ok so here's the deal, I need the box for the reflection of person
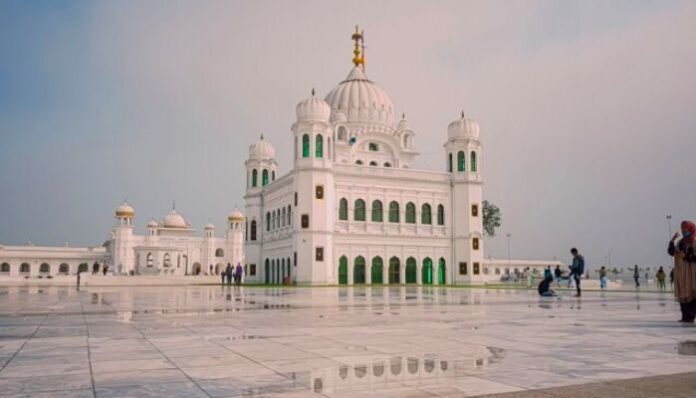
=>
[569,248,584,297]
[668,221,696,323]
[537,275,556,297]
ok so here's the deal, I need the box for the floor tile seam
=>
[0,313,48,374]
[123,321,214,398]
[78,291,98,398]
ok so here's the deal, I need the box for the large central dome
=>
[324,67,395,127]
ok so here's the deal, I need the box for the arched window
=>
[389,201,400,223]
[405,257,417,283]
[265,259,270,284]
[354,199,366,221]
[337,126,347,141]
[371,200,383,222]
[262,169,269,186]
[20,263,30,273]
[78,263,88,273]
[215,248,224,257]
[354,256,366,284]
[338,256,348,285]
[369,161,378,166]
[315,134,323,158]
[369,143,379,152]
[471,151,477,172]
[389,257,400,284]
[250,220,257,241]
[146,253,154,267]
[302,134,310,158]
[448,153,453,172]
[355,160,363,165]
[421,204,432,225]
[252,169,258,187]
[384,162,391,167]
[437,204,445,226]
[287,205,292,225]
[163,254,171,268]
[339,198,348,220]
[266,212,270,231]
[405,202,416,224]
[458,151,465,172]
[0,263,9,273]
[281,207,286,227]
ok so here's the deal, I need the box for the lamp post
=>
[506,233,511,268]
[666,214,673,238]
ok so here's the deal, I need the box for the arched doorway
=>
[422,258,433,285]
[438,258,446,285]
[338,256,348,285]
[406,257,417,283]
[354,256,366,284]
[371,256,383,284]
[265,259,270,284]
[193,263,201,275]
[389,257,400,284]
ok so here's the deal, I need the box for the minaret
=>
[113,201,135,274]
[226,209,245,272]
[244,135,276,283]
[445,112,484,283]
[291,89,335,283]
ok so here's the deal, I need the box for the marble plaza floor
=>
[0,285,695,397]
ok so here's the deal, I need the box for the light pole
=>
[666,215,673,238]
[506,233,511,268]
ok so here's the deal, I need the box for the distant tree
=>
[482,200,502,238]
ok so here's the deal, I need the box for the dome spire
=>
[351,25,365,69]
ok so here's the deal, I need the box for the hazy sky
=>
[1,0,695,270]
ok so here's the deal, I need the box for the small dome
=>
[162,209,187,229]
[448,112,480,140]
[115,201,135,217]
[228,209,245,222]
[248,135,276,160]
[147,219,159,228]
[205,222,215,230]
[397,113,410,131]
[296,89,331,122]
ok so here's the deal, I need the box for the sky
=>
[1,0,695,271]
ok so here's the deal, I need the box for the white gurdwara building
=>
[243,30,491,286]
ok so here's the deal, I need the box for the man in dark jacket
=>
[225,263,233,286]
[538,275,556,297]
[569,248,585,297]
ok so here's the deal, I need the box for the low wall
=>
[0,274,224,287]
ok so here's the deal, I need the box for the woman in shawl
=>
[668,220,696,322]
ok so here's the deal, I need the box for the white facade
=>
[0,203,245,277]
[244,31,496,286]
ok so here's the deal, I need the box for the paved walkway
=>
[0,285,694,397]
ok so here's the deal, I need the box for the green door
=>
[338,257,348,285]
[354,257,366,284]
[438,258,446,285]
[406,258,417,283]
[389,257,400,284]
[371,257,383,284]
[422,258,433,285]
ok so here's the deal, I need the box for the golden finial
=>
[351,25,363,67]
[360,29,366,71]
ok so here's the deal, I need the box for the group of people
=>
[538,248,584,297]
[221,263,244,286]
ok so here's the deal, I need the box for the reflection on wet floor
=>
[677,341,696,355]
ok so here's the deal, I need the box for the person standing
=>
[569,248,584,297]
[668,220,696,323]
[633,265,640,288]
[554,265,562,287]
[234,263,243,286]
[221,267,226,285]
[599,266,608,290]
[544,266,552,280]
[656,267,666,291]
[225,263,233,286]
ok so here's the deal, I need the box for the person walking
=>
[234,263,243,286]
[668,220,696,323]
[599,266,608,290]
[225,263,233,286]
[633,265,640,288]
[554,265,562,287]
[569,248,584,297]
[656,267,666,291]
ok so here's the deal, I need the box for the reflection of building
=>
[244,28,556,285]
[0,202,245,277]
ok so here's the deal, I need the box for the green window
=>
[421,203,432,225]
[354,256,366,284]
[369,143,379,152]
[371,256,383,284]
[389,201,400,223]
[339,198,348,220]
[471,151,477,172]
[406,257,417,283]
[448,153,453,172]
[302,134,310,158]
[422,258,433,285]
[252,169,258,187]
[315,134,323,158]
[262,169,269,186]
[437,204,445,226]
[389,257,400,284]
[338,256,348,285]
[405,202,416,224]
[371,200,383,222]
[458,151,465,172]
[354,199,366,221]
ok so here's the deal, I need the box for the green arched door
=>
[354,256,366,284]
[338,256,348,285]
[389,257,400,284]
[438,258,446,285]
[371,257,384,284]
[422,258,433,285]
[406,258,417,283]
